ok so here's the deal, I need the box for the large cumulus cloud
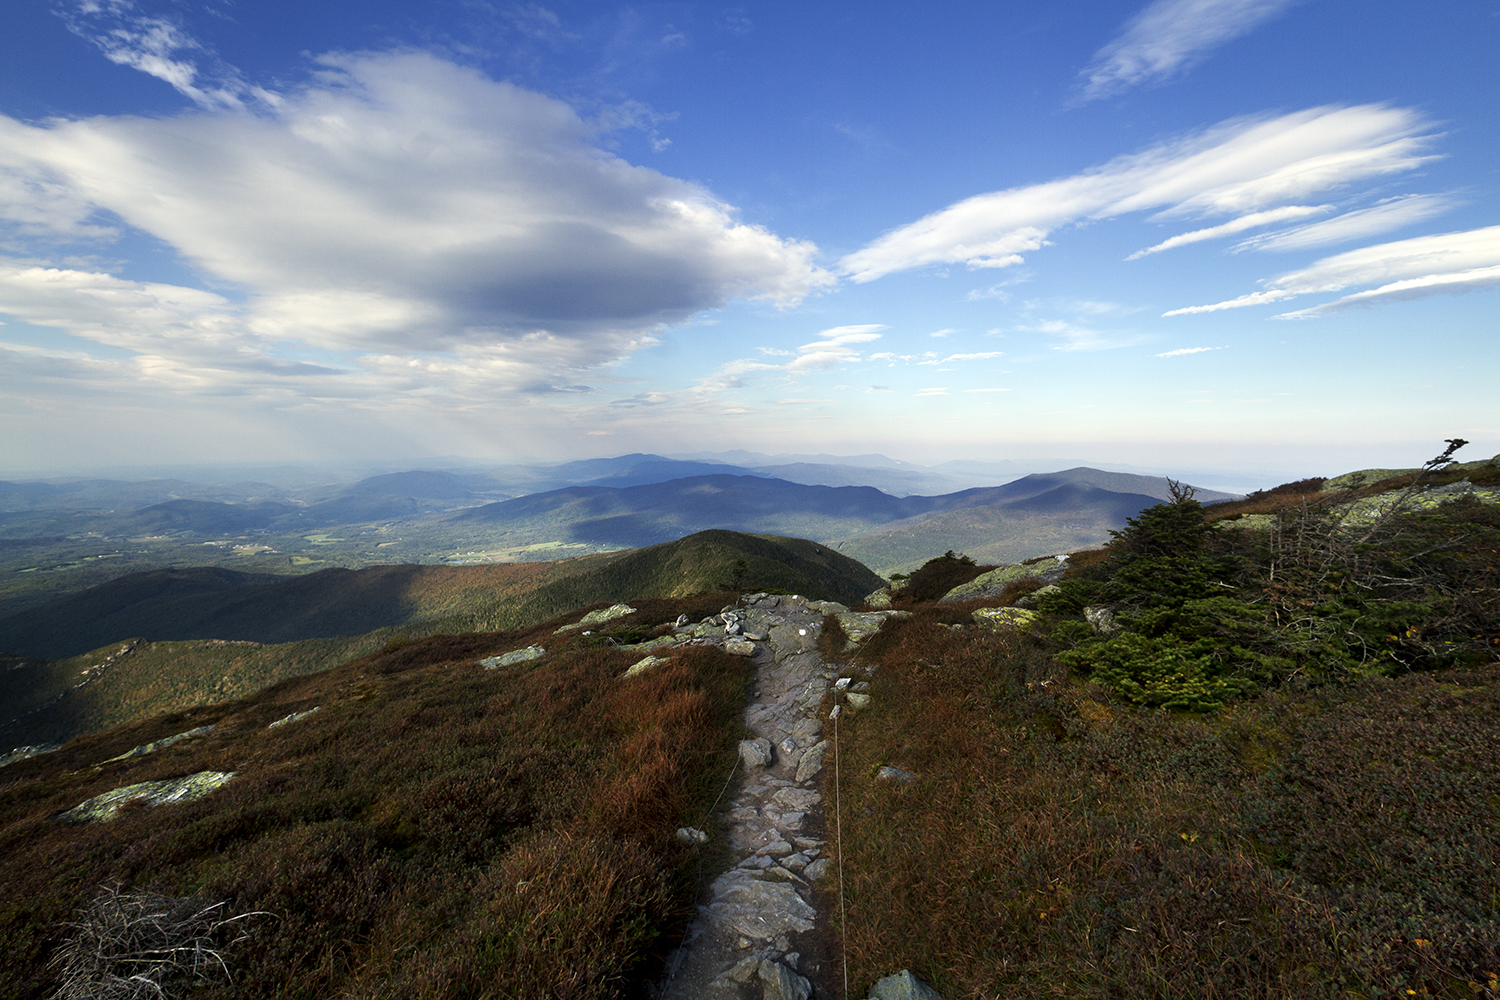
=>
[0,50,832,367]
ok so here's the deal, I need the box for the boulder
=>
[864,588,894,609]
[60,771,236,823]
[708,873,816,940]
[725,637,758,656]
[972,607,1039,633]
[759,959,813,1000]
[623,655,670,678]
[939,559,1067,602]
[795,741,830,782]
[481,645,545,669]
[554,603,636,633]
[1084,605,1119,634]
[739,738,774,769]
[867,970,941,1000]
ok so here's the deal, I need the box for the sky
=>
[1,0,1497,480]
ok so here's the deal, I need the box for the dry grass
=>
[0,594,751,1000]
[826,612,1500,999]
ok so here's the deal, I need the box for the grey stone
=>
[876,765,915,784]
[803,858,831,880]
[555,603,637,633]
[707,874,816,940]
[676,827,709,845]
[481,645,545,668]
[267,708,319,729]
[60,771,235,823]
[939,560,1066,602]
[757,840,795,857]
[778,811,805,831]
[725,637,758,656]
[864,587,894,609]
[845,692,872,711]
[771,787,820,812]
[780,853,809,872]
[1084,604,1119,634]
[867,969,941,1000]
[806,600,849,615]
[759,959,812,1000]
[835,611,905,647]
[719,957,762,984]
[624,655,670,678]
[101,724,215,763]
[739,738,774,768]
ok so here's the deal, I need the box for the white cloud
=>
[1128,204,1331,258]
[929,328,956,338]
[1165,224,1500,316]
[1079,0,1300,101]
[786,324,885,371]
[54,0,278,110]
[866,385,894,392]
[1156,346,1225,356]
[0,50,833,381]
[938,351,1004,362]
[1230,194,1455,252]
[842,105,1434,282]
[916,388,949,397]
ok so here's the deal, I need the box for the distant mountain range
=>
[451,466,1235,573]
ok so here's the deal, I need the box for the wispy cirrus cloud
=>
[53,0,279,110]
[841,105,1435,282]
[1079,0,1301,101]
[1157,345,1226,356]
[1128,204,1332,258]
[1229,194,1456,253]
[1165,224,1500,317]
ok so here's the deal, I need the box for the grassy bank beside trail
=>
[0,594,750,1000]
[828,616,1498,998]
[824,473,1500,1000]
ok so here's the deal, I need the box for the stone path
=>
[654,593,876,1000]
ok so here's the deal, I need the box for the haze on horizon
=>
[1,0,1495,480]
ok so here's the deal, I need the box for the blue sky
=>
[1,0,1496,479]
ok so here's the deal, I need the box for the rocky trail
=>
[651,593,908,1000]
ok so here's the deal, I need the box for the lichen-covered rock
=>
[1083,605,1119,634]
[481,646,545,669]
[267,707,320,729]
[675,826,709,845]
[868,969,941,1000]
[724,637,757,656]
[60,771,235,823]
[940,559,1067,602]
[554,603,637,633]
[836,610,910,648]
[875,765,915,784]
[0,744,59,768]
[864,587,894,609]
[100,725,215,765]
[844,692,872,711]
[623,655,670,678]
[973,606,1039,633]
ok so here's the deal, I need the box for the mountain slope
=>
[0,530,882,661]
[836,483,1161,574]
[452,475,939,547]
